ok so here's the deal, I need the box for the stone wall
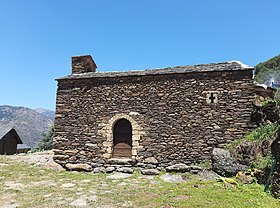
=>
[54,68,254,169]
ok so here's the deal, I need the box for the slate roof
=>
[57,61,254,80]
[0,126,14,139]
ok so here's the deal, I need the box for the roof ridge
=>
[57,61,253,80]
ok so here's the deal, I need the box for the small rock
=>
[117,167,134,174]
[5,181,24,189]
[65,163,92,171]
[0,204,19,208]
[144,157,158,165]
[87,195,97,202]
[160,173,185,183]
[106,172,132,179]
[93,167,105,173]
[213,125,221,130]
[91,163,103,168]
[146,164,157,169]
[197,170,218,181]
[136,163,145,167]
[118,182,127,186]
[0,163,8,166]
[62,183,76,188]
[105,167,115,173]
[108,158,134,165]
[141,169,160,175]
[129,111,140,116]
[166,163,190,173]
[69,197,87,207]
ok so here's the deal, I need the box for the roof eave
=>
[56,67,254,81]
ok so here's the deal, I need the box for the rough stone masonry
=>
[53,55,255,170]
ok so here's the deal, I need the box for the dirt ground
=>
[1,151,279,208]
[6,150,64,171]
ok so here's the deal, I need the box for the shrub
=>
[37,126,54,150]
[250,153,273,170]
[243,123,279,142]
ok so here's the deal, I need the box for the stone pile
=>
[64,157,204,175]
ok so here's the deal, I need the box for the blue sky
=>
[0,0,279,110]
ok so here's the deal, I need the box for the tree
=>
[37,126,54,150]
[254,54,280,86]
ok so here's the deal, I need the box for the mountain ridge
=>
[0,105,55,148]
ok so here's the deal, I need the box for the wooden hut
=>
[0,128,23,155]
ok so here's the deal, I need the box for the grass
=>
[226,123,280,151]
[225,123,279,170]
[260,98,280,108]
[0,156,280,208]
[243,123,279,142]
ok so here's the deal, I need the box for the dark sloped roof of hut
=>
[0,128,23,144]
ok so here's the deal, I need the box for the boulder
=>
[65,163,92,171]
[211,148,247,177]
[93,167,105,173]
[141,169,160,175]
[108,158,135,165]
[105,166,115,173]
[117,167,134,174]
[160,173,185,183]
[106,172,132,179]
[136,162,145,167]
[166,163,190,173]
[144,157,158,165]
[146,164,157,169]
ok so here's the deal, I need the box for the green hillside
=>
[255,54,280,86]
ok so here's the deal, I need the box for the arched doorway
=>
[113,118,132,158]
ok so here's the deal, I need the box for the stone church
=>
[53,55,254,169]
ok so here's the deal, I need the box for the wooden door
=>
[113,119,132,158]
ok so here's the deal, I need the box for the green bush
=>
[226,123,280,150]
[254,54,280,85]
[260,97,280,107]
[250,153,273,170]
[37,126,54,150]
[243,123,279,142]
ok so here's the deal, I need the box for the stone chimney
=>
[72,55,97,74]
